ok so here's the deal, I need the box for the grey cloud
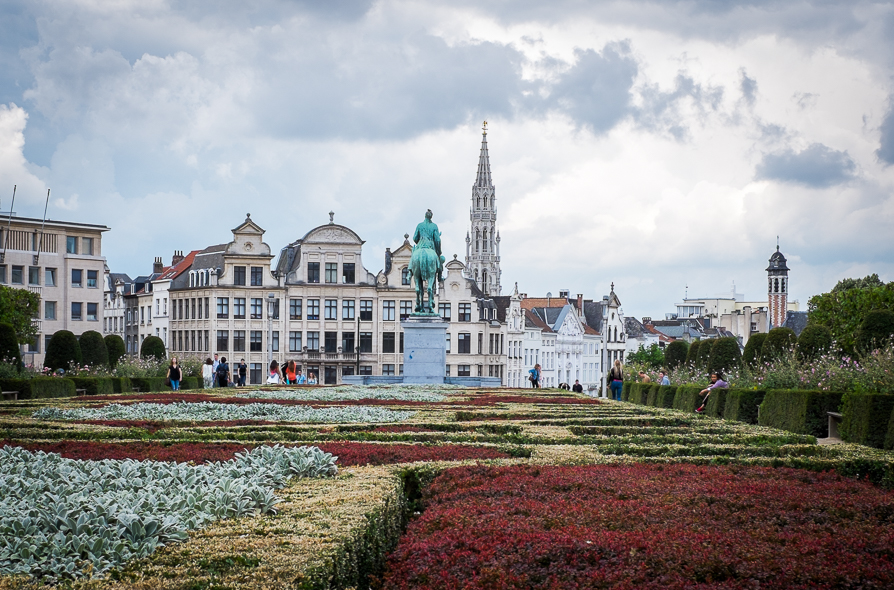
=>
[740,69,757,106]
[634,73,724,140]
[756,143,856,187]
[877,96,894,165]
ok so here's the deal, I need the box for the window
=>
[325,263,338,283]
[478,333,483,354]
[28,267,40,285]
[177,300,183,320]
[342,263,355,284]
[66,236,77,254]
[251,266,263,286]
[400,332,404,353]
[272,331,279,352]
[360,300,373,321]
[71,269,82,287]
[359,332,372,353]
[382,301,395,321]
[325,331,338,353]
[141,307,145,323]
[359,366,373,376]
[249,331,262,351]
[342,332,355,352]
[289,331,302,352]
[234,266,246,285]
[250,363,262,385]
[82,238,94,256]
[307,262,320,283]
[0,266,5,283]
[382,364,395,376]
[217,297,229,318]
[439,303,451,321]
[217,330,229,351]
[233,330,246,351]
[446,333,451,352]
[204,330,209,351]
[343,366,355,377]
[191,299,197,319]
[271,298,280,319]
[445,365,451,376]
[11,266,23,285]
[382,332,395,353]
[71,302,83,321]
[191,331,196,351]
[87,270,97,288]
[325,299,338,320]
[342,300,355,320]
[400,301,413,320]
[45,268,56,287]
[45,301,56,320]
[251,298,263,319]
[205,298,210,318]
[307,331,320,351]
[87,303,98,321]
[458,333,471,354]
[401,268,410,285]
[458,303,472,322]
[458,365,471,376]
[307,299,320,320]
[290,299,303,319]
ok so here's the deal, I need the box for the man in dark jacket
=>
[572,380,584,393]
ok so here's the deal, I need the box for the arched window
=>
[475,230,480,252]
[477,197,481,208]
[781,278,786,293]
[774,278,779,293]
[401,267,411,285]
[484,196,488,208]
[482,270,488,288]
[482,229,488,252]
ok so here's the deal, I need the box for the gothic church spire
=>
[466,121,501,296]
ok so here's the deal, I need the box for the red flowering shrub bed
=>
[372,426,440,433]
[0,440,511,465]
[379,463,894,589]
[72,419,284,432]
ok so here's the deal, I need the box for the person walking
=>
[237,359,247,387]
[609,359,624,401]
[202,358,215,389]
[528,364,541,389]
[166,357,182,391]
[695,372,729,413]
[216,356,230,388]
[658,371,670,386]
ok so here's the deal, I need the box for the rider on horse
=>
[413,209,444,281]
[409,210,445,314]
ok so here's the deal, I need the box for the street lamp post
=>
[267,293,275,368]
[601,307,608,399]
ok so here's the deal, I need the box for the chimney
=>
[577,294,583,316]
[172,250,184,266]
[643,317,652,325]
[152,257,163,274]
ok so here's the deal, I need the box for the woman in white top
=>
[267,360,281,384]
[307,372,318,385]
[202,358,215,389]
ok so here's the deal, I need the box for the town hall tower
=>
[465,122,502,296]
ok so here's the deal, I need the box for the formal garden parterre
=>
[2,375,894,588]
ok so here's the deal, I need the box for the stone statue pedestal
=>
[401,316,448,384]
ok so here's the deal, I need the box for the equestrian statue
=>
[408,209,445,315]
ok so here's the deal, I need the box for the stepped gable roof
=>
[766,245,790,271]
[524,309,553,333]
[784,311,809,336]
[156,250,200,281]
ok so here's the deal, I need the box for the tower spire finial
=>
[482,120,487,135]
[777,235,780,251]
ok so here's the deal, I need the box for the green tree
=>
[665,340,689,370]
[140,335,166,361]
[0,285,40,344]
[696,338,715,369]
[104,334,126,368]
[685,340,701,367]
[761,327,797,362]
[45,330,82,371]
[856,310,894,352]
[796,324,833,360]
[709,337,742,375]
[0,322,21,369]
[626,343,665,369]
[743,333,768,367]
[808,275,894,354]
[79,330,109,367]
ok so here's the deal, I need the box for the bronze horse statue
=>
[408,210,445,315]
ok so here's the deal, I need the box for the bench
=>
[1,390,18,401]
[828,412,843,439]
[75,388,87,396]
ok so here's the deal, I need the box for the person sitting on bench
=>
[695,372,728,413]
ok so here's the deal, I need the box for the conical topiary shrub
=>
[664,340,689,371]
[796,325,833,360]
[104,334,126,368]
[685,340,701,368]
[0,322,21,369]
[696,338,715,369]
[743,333,768,367]
[79,330,109,367]
[761,327,797,362]
[709,337,742,375]
[45,330,82,371]
[140,335,166,361]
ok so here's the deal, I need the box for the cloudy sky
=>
[1,0,893,319]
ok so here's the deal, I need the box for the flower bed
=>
[0,445,336,581]
[33,401,415,424]
[0,441,512,465]
[379,463,894,589]
[240,384,451,403]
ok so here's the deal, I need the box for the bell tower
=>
[465,121,502,296]
[766,239,789,329]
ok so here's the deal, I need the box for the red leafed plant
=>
[0,441,510,465]
[376,463,894,589]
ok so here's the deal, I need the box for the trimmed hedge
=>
[664,340,688,370]
[704,388,729,418]
[840,394,894,449]
[685,340,700,367]
[758,389,844,438]
[628,383,645,405]
[181,377,200,390]
[723,388,766,424]
[656,385,677,408]
[107,377,133,393]
[130,377,169,392]
[645,384,660,407]
[672,385,704,413]
[621,382,632,402]
[0,377,76,399]
[70,377,116,396]
[743,333,767,367]
[887,408,894,451]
